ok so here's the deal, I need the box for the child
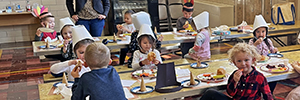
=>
[50,25,93,81]
[185,11,211,61]
[60,17,75,60]
[286,61,300,100]
[132,24,162,70]
[71,42,126,100]
[35,12,58,41]
[200,43,273,100]
[249,15,278,55]
[116,10,136,36]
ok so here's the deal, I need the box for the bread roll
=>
[217,68,226,75]
[147,52,156,62]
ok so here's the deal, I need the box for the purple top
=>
[249,38,275,55]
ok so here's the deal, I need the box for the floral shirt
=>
[249,38,275,55]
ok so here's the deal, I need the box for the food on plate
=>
[140,77,147,92]
[132,69,157,78]
[179,30,187,33]
[62,72,68,86]
[278,64,285,67]
[262,63,288,73]
[190,72,196,85]
[147,52,156,62]
[203,74,211,77]
[266,64,276,69]
[260,55,267,61]
[213,75,226,79]
[217,68,226,75]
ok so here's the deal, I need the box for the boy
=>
[35,12,58,41]
[71,42,126,100]
[200,43,273,100]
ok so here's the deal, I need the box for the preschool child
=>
[249,15,278,55]
[200,43,273,100]
[71,42,126,100]
[116,10,136,36]
[60,17,75,60]
[50,25,93,81]
[34,12,58,41]
[132,24,162,70]
[185,11,211,61]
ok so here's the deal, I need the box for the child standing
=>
[116,10,136,36]
[132,24,162,70]
[200,43,273,100]
[71,42,126,100]
[35,12,58,41]
[249,15,278,55]
[50,25,93,81]
[60,17,75,60]
[185,11,211,61]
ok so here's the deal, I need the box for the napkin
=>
[117,36,131,44]
[53,83,72,100]
[44,37,58,43]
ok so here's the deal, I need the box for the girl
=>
[116,10,136,36]
[249,15,278,55]
[60,17,75,60]
[50,25,94,81]
[132,24,162,70]
[185,11,211,61]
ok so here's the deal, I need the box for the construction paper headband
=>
[31,5,49,19]
[184,0,194,5]
[183,7,194,12]
[39,12,52,19]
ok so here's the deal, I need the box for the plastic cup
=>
[173,28,177,33]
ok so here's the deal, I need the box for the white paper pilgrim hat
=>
[137,24,156,40]
[59,17,75,31]
[193,11,209,30]
[72,25,94,48]
[131,11,152,30]
[253,15,269,31]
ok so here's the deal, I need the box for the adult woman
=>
[66,0,110,37]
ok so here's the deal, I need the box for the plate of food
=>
[197,68,227,83]
[267,53,283,58]
[260,63,289,73]
[190,62,208,69]
[53,81,74,88]
[131,69,157,78]
[258,55,270,63]
[181,79,201,88]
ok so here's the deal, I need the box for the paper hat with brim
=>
[193,11,209,30]
[253,15,269,32]
[132,11,152,30]
[72,25,94,48]
[137,24,156,41]
[60,17,75,31]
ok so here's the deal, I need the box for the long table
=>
[39,49,300,100]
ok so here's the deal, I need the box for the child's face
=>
[140,37,152,52]
[232,52,255,74]
[75,44,88,62]
[255,27,267,39]
[62,26,72,39]
[182,11,193,19]
[42,17,55,29]
[124,13,132,24]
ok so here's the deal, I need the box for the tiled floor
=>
[0,41,298,100]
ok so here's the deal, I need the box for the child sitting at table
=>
[249,15,278,55]
[50,25,93,80]
[132,24,162,70]
[34,12,58,41]
[116,10,136,36]
[60,17,75,60]
[200,43,273,100]
[286,61,300,100]
[185,11,211,61]
[71,42,126,100]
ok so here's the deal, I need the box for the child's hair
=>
[183,2,194,12]
[252,27,271,49]
[137,35,156,51]
[60,25,73,38]
[73,39,94,53]
[39,12,54,22]
[228,42,261,63]
[125,10,135,15]
[85,42,111,68]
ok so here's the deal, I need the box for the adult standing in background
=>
[66,0,110,37]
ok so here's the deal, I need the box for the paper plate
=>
[131,69,157,78]
[197,73,227,83]
[260,64,289,73]
[257,56,270,63]
[130,86,154,94]
[53,81,74,88]
[267,53,283,58]
[190,62,208,69]
[39,45,56,49]
[181,79,201,88]
[38,27,54,33]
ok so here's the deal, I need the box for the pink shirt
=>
[188,29,211,60]
[249,38,275,55]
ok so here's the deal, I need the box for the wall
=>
[0,0,69,43]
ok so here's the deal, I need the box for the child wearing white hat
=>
[50,25,93,81]
[132,24,163,70]
[249,15,278,55]
[185,11,211,60]
[60,17,75,60]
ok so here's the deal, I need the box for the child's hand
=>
[68,60,78,66]
[71,64,81,78]
[142,59,151,65]
[36,29,42,37]
[183,24,189,29]
[254,38,263,46]
[98,14,106,20]
[233,70,242,83]
[291,61,300,68]
[273,47,278,53]
[153,59,160,65]
[72,15,79,21]
[158,35,164,41]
